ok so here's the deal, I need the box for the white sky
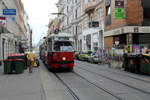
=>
[21,0,58,45]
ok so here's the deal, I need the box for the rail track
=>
[53,73,80,100]
[77,61,150,83]
[77,65,150,95]
[52,72,122,100]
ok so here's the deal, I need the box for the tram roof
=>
[48,33,73,38]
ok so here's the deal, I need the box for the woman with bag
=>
[27,50,37,73]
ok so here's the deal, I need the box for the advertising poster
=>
[133,45,141,54]
[114,8,125,19]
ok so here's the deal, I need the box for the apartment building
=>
[81,0,104,52]
[56,0,150,52]
[0,0,27,60]
[104,0,150,48]
[57,0,80,50]
[23,12,31,51]
[57,0,104,52]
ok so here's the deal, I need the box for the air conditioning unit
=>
[88,21,99,28]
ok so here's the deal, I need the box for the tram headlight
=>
[62,57,66,61]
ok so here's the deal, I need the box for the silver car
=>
[88,52,101,63]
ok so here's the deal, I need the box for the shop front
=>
[82,28,102,52]
[104,26,150,49]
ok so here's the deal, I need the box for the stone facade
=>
[0,0,28,60]
[56,0,150,51]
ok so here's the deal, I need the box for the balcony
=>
[84,1,97,13]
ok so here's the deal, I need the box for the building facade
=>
[56,0,150,52]
[104,0,150,49]
[0,0,29,61]
[80,0,105,52]
[23,12,31,51]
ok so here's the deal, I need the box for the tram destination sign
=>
[3,9,16,15]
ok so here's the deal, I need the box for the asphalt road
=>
[41,60,150,100]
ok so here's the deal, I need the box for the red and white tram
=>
[40,33,75,71]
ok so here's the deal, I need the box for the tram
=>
[40,33,75,71]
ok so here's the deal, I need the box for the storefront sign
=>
[7,16,16,22]
[134,27,139,33]
[133,45,141,54]
[115,0,124,8]
[104,26,150,37]
[3,9,16,15]
[114,8,125,19]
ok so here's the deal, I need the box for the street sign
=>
[115,0,124,8]
[0,16,6,27]
[114,8,125,19]
[7,16,16,22]
[3,9,16,15]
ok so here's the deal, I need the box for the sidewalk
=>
[0,64,46,100]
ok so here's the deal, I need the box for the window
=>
[75,0,77,3]
[106,5,110,16]
[144,8,150,19]
[75,9,77,19]
[67,6,68,13]
[98,8,102,17]
[54,41,73,52]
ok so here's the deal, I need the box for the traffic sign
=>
[0,16,6,27]
[3,9,16,15]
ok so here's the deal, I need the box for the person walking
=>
[27,50,36,73]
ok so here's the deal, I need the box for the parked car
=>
[88,52,101,63]
[78,51,92,61]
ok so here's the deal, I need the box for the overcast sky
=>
[21,0,58,45]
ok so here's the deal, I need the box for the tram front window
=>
[54,41,73,52]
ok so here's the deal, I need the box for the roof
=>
[48,33,73,38]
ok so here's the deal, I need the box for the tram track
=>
[76,65,150,95]
[53,73,80,100]
[77,61,150,83]
[72,72,122,100]
[52,72,122,100]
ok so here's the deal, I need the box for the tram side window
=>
[54,44,60,51]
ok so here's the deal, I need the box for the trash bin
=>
[128,55,137,72]
[124,55,140,73]
[3,59,13,74]
[14,59,24,74]
[8,54,27,69]
[123,54,128,69]
[139,55,150,74]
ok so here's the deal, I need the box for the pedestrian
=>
[27,50,36,73]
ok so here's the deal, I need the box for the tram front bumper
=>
[51,61,74,68]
